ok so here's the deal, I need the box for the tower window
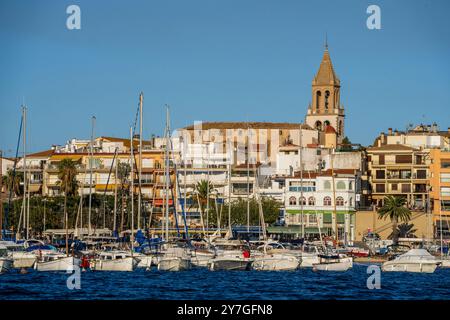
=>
[324,120,330,127]
[325,90,330,110]
[316,91,321,110]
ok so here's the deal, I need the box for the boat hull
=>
[136,255,153,269]
[208,258,252,271]
[300,254,320,268]
[0,258,13,273]
[382,261,439,273]
[439,259,450,268]
[252,256,300,271]
[34,257,80,272]
[12,252,36,268]
[191,252,215,268]
[91,257,137,272]
[313,261,352,272]
[158,257,191,271]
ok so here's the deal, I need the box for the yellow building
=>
[429,149,450,237]
[366,144,430,208]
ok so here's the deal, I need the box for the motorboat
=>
[12,243,59,269]
[208,240,253,271]
[251,242,300,271]
[34,252,80,272]
[157,244,192,271]
[190,240,216,268]
[90,250,138,272]
[312,253,353,272]
[382,249,441,273]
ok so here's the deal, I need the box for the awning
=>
[50,155,83,162]
[95,184,116,191]
[267,226,322,234]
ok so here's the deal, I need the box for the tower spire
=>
[325,33,328,50]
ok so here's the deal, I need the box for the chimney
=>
[448,127,450,134]
[379,132,385,146]
[388,128,393,135]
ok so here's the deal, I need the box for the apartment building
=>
[366,144,430,209]
[429,148,450,238]
[283,169,359,242]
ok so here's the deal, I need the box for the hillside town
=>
[1,45,449,250]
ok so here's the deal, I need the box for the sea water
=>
[0,264,449,300]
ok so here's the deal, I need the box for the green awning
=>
[267,226,322,234]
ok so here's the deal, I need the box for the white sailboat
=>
[156,107,192,272]
[311,149,353,272]
[90,250,138,272]
[34,252,80,272]
[382,248,441,273]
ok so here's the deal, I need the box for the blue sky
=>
[1,0,449,156]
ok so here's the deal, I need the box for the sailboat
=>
[311,149,352,272]
[156,106,192,272]
[250,168,300,271]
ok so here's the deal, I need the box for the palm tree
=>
[3,169,23,197]
[188,180,216,229]
[117,161,131,233]
[389,223,417,239]
[57,159,78,256]
[378,196,411,245]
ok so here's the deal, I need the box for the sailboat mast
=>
[331,148,338,247]
[114,157,118,233]
[88,116,95,235]
[130,126,135,252]
[22,106,28,239]
[228,160,232,236]
[138,92,143,230]
[206,143,210,234]
[164,105,170,241]
[246,126,250,233]
[299,124,304,239]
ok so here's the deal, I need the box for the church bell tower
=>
[305,43,345,144]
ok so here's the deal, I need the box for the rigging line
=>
[5,112,23,237]
[96,147,119,230]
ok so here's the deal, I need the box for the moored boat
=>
[34,253,80,272]
[312,253,353,272]
[382,249,441,273]
[90,251,138,272]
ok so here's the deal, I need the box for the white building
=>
[284,169,360,242]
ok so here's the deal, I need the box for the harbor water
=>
[1,263,449,300]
